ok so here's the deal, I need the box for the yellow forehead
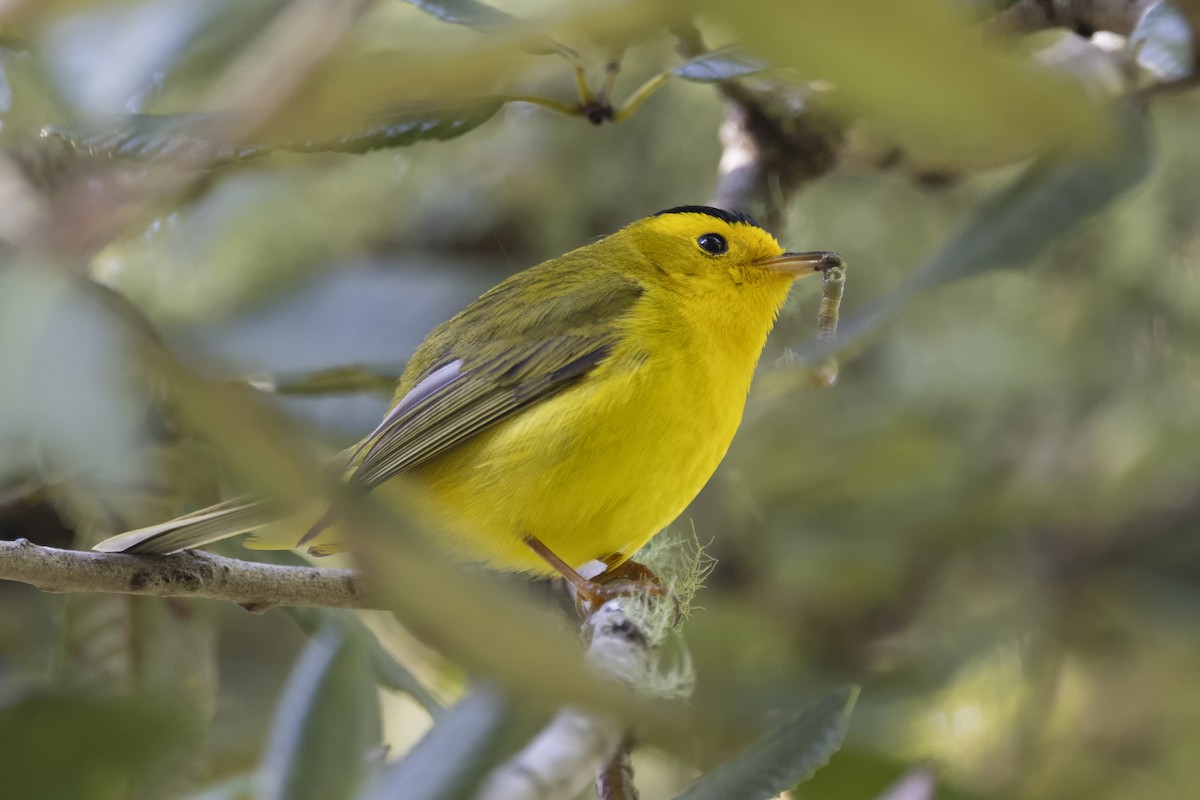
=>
[633,210,784,263]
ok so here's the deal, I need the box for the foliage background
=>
[2,1,1199,798]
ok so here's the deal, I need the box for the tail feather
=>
[93,498,276,555]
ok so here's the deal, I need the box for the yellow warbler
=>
[95,206,841,595]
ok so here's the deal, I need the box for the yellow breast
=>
[397,278,793,576]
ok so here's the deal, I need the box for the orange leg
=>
[525,536,672,618]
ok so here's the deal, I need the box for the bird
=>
[94,205,841,603]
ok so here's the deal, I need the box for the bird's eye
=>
[697,233,727,255]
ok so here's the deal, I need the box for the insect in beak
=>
[762,251,844,277]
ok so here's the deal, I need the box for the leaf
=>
[911,109,1152,288]
[361,686,534,800]
[30,0,290,116]
[0,268,152,492]
[55,594,217,800]
[705,0,1111,160]
[41,113,262,162]
[673,46,770,84]
[673,687,859,800]
[287,98,508,154]
[247,364,402,396]
[259,624,383,800]
[400,0,570,56]
[355,521,691,749]
[834,104,1153,347]
[183,773,257,800]
[1131,2,1195,83]
[41,98,508,162]
[0,691,192,800]
[282,606,443,715]
[402,0,516,32]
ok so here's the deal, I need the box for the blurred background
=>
[2,1,1200,798]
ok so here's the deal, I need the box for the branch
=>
[476,600,657,800]
[674,24,845,233]
[989,0,1161,36]
[596,741,639,800]
[0,539,378,612]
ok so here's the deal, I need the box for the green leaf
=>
[41,113,262,162]
[38,0,290,115]
[260,625,382,800]
[835,104,1153,347]
[282,606,443,715]
[288,98,508,154]
[401,0,516,32]
[0,691,192,800]
[183,773,257,800]
[41,98,507,162]
[673,687,859,800]
[361,687,533,800]
[913,110,1152,288]
[673,47,770,83]
[247,364,402,396]
[705,0,1111,160]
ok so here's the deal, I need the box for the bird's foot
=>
[574,561,675,619]
[524,536,679,620]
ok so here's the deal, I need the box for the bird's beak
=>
[762,251,844,277]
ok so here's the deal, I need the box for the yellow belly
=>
[395,350,749,576]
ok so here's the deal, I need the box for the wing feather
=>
[344,265,643,492]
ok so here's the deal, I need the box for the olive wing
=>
[346,268,644,490]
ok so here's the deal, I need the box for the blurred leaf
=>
[795,750,968,800]
[183,773,256,800]
[357,523,692,749]
[908,108,1152,288]
[961,0,1024,18]
[41,113,262,162]
[0,267,149,489]
[402,0,516,32]
[37,0,288,115]
[707,0,1109,159]
[42,98,507,162]
[260,624,382,800]
[283,606,442,715]
[834,105,1153,348]
[41,0,215,114]
[57,593,216,723]
[0,691,191,799]
[673,46,770,83]
[260,2,674,141]
[154,0,291,103]
[248,365,401,397]
[1131,2,1195,83]
[674,687,859,800]
[285,98,508,154]
[362,686,532,800]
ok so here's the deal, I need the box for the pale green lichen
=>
[618,528,716,699]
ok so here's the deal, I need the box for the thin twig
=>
[596,740,640,800]
[0,539,377,612]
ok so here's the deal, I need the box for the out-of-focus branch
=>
[596,741,639,800]
[476,600,656,800]
[989,0,1162,36]
[0,538,377,612]
[675,24,845,233]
